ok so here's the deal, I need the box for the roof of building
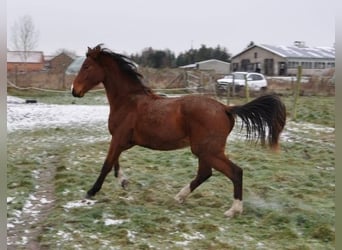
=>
[7,51,44,63]
[65,56,86,75]
[44,55,55,61]
[232,44,335,60]
[179,59,230,69]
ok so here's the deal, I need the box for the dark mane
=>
[102,48,142,79]
[93,45,156,95]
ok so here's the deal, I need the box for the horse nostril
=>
[72,88,78,97]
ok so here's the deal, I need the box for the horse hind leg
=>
[210,154,243,217]
[174,158,212,203]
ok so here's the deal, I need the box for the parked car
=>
[216,72,268,92]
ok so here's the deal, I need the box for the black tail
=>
[227,94,286,150]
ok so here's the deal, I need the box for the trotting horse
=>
[71,45,286,217]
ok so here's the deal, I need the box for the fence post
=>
[292,65,302,121]
[244,74,250,102]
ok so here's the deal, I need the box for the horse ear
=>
[86,47,92,57]
[87,45,101,59]
[95,45,101,51]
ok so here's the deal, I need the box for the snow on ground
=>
[63,199,97,211]
[7,96,109,132]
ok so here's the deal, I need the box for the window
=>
[314,62,325,69]
[249,74,263,80]
[301,62,312,69]
[254,52,258,59]
[232,63,239,71]
[288,61,299,69]
[327,62,335,68]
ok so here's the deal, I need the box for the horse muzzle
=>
[71,87,84,98]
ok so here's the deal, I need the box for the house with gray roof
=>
[231,42,335,76]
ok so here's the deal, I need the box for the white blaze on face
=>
[174,184,191,203]
[71,84,74,91]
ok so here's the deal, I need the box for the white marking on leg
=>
[174,184,191,204]
[117,170,128,189]
[224,199,243,218]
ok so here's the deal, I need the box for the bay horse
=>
[71,45,286,217]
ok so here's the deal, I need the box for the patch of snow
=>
[32,170,40,179]
[175,241,190,246]
[256,242,265,249]
[127,230,137,240]
[7,197,15,203]
[7,96,26,104]
[63,199,96,210]
[56,230,73,241]
[7,100,109,132]
[104,218,130,226]
[62,189,71,195]
[40,197,52,204]
[181,232,205,240]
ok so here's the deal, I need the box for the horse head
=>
[71,45,105,98]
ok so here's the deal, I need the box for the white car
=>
[216,72,268,91]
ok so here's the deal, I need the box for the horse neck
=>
[102,63,147,107]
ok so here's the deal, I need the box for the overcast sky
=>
[7,0,336,57]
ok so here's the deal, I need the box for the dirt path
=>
[7,158,56,249]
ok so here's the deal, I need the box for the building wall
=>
[48,53,74,73]
[231,46,335,76]
[7,62,45,72]
[7,71,75,90]
[285,58,335,76]
[231,47,284,76]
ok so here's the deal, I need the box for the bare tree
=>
[10,15,39,62]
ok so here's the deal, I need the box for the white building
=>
[231,42,335,76]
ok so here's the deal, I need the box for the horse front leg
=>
[86,139,122,198]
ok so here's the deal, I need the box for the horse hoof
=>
[224,199,243,218]
[224,209,237,218]
[85,191,96,199]
[174,195,185,204]
[224,208,243,218]
[121,179,129,189]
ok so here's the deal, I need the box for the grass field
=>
[7,89,335,249]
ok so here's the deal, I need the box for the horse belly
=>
[141,136,190,150]
[134,128,189,150]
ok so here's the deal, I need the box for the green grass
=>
[7,91,335,249]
